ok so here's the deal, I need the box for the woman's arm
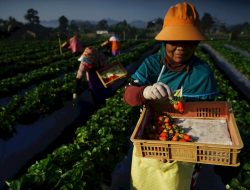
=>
[123,85,147,106]
[76,62,93,79]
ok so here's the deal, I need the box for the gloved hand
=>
[72,93,78,107]
[143,82,172,100]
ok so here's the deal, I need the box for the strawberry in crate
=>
[170,86,185,113]
[156,112,193,142]
[143,111,193,142]
[103,73,118,83]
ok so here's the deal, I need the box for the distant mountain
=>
[129,20,147,28]
[40,20,59,28]
[105,18,147,28]
[40,18,147,29]
[105,18,119,26]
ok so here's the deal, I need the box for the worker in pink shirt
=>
[62,32,83,55]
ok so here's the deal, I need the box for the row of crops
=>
[0,39,250,189]
[197,44,250,190]
[207,40,250,80]
[0,38,157,189]
[0,39,155,139]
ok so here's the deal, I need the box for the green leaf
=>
[243,162,250,171]
[242,171,250,188]
[229,178,240,188]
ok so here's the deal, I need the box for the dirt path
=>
[194,165,226,190]
[224,44,250,59]
[201,43,250,102]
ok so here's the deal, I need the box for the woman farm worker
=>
[101,33,121,56]
[62,32,83,56]
[123,2,218,190]
[73,46,111,105]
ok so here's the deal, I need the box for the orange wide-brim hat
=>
[155,2,205,41]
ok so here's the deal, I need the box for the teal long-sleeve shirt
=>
[131,45,218,101]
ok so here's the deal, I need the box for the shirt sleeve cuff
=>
[123,85,147,106]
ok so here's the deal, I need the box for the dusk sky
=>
[1,0,250,25]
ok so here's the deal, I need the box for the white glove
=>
[143,82,172,100]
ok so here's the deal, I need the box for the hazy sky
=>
[0,0,250,25]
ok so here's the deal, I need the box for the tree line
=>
[0,8,249,40]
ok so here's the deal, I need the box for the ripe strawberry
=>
[157,116,164,125]
[158,116,163,121]
[172,100,184,113]
[179,138,187,142]
[159,131,168,141]
[171,135,179,141]
[160,131,168,137]
[159,136,167,141]
[183,134,192,142]
[164,117,170,124]
[166,124,172,130]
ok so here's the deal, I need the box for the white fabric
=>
[78,56,84,62]
[175,118,232,145]
[72,93,78,107]
[143,82,172,100]
[109,36,119,41]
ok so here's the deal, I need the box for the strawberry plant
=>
[197,45,250,189]
[4,39,250,190]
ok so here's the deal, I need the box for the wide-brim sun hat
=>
[155,2,205,41]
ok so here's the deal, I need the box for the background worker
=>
[62,32,83,56]
[113,2,218,190]
[101,33,121,56]
[73,46,111,106]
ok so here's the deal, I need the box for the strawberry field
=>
[0,38,250,190]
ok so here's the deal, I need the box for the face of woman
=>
[165,41,199,64]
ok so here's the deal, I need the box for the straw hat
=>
[155,2,205,41]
